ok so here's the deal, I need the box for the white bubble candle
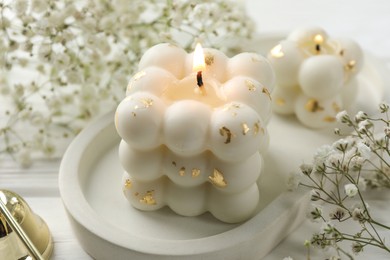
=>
[115,43,274,223]
[268,27,363,128]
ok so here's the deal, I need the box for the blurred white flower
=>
[344,183,358,197]
[336,110,349,123]
[16,148,32,168]
[286,171,302,191]
[356,142,371,160]
[12,0,29,15]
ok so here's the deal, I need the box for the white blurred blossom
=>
[344,184,358,197]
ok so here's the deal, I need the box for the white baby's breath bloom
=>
[344,183,358,197]
[30,111,45,126]
[0,80,10,95]
[313,144,333,166]
[356,142,371,160]
[336,110,349,123]
[332,138,350,151]
[384,126,390,137]
[16,147,32,168]
[357,119,371,134]
[310,189,321,201]
[354,111,368,122]
[31,0,47,13]
[38,44,52,60]
[65,69,82,84]
[325,151,343,168]
[12,0,29,15]
[42,142,56,157]
[286,171,303,191]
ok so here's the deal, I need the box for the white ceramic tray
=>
[59,34,388,260]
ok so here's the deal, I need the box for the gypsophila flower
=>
[352,242,364,254]
[344,184,358,197]
[356,142,371,160]
[300,163,313,176]
[357,119,373,134]
[379,102,389,113]
[16,148,32,168]
[313,144,333,167]
[286,171,303,191]
[12,0,29,15]
[310,190,321,201]
[336,110,349,123]
[354,111,368,122]
[301,108,390,258]
[307,204,323,222]
[332,138,351,152]
[352,207,366,222]
[329,208,346,221]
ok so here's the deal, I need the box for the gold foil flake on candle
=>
[242,123,250,135]
[332,102,341,113]
[140,190,157,205]
[204,53,215,66]
[133,71,146,81]
[131,112,136,117]
[172,161,177,167]
[245,79,256,91]
[219,126,233,144]
[305,99,324,113]
[323,116,336,122]
[262,87,272,100]
[192,168,201,178]
[270,44,284,58]
[179,167,186,176]
[253,121,265,135]
[140,98,154,108]
[345,60,356,71]
[134,192,139,196]
[124,179,132,189]
[276,98,286,106]
[339,49,345,56]
[209,169,227,188]
[223,103,241,112]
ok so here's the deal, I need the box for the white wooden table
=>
[2,0,390,259]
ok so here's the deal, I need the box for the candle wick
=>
[315,44,321,53]
[197,71,203,87]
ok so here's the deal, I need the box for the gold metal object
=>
[0,190,53,260]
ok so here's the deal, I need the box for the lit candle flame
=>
[193,43,205,88]
[193,43,206,72]
[270,44,284,58]
[314,34,324,44]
